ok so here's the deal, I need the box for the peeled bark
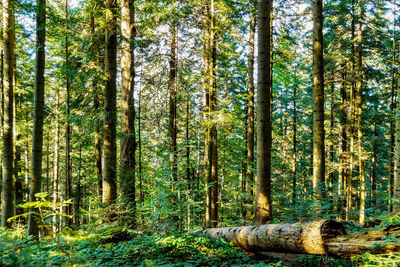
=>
[202,220,345,255]
[202,220,400,257]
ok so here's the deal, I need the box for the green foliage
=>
[0,225,286,266]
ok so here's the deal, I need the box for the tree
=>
[120,0,136,213]
[255,0,273,224]
[312,0,325,202]
[204,0,218,228]
[27,0,46,236]
[103,0,118,205]
[247,0,256,199]
[1,0,15,228]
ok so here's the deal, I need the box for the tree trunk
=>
[169,10,178,186]
[204,0,218,228]
[28,0,46,236]
[292,61,297,205]
[338,64,347,219]
[312,0,325,202]
[247,0,256,200]
[120,0,136,212]
[391,5,398,212]
[255,0,272,224]
[202,220,345,255]
[52,87,60,234]
[202,220,400,257]
[102,0,118,205]
[356,0,365,224]
[1,0,15,228]
[347,0,356,220]
[64,0,72,226]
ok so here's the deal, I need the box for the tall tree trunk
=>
[356,0,365,224]
[89,12,103,199]
[338,64,347,219]
[64,0,72,226]
[204,0,218,228]
[0,3,3,209]
[138,88,143,203]
[186,89,191,229]
[102,0,118,205]
[247,0,256,199]
[75,143,81,226]
[120,0,136,214]
[255,0,273,224]
[1,0,15,228]
[312,0,325,203]
[390,5,397,212]
[169,10,178,187]
[28,0,46,236]
[347,0,356,221]
[52,87,60,234]
[292,61,298,205]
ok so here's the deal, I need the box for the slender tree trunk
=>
[27,0,46,236]
[347,0,356,221]
[357,0,365,224]
[102,0,118,205]
[312,0,325,203]
[390,6,397,212]
[138,88,143,203]
[52,88,60,234]
[371,121,377,206]
[64,0,72,226]
[255,0,273,224]
[247,0,256,199]
[169,10,178,187]
[338,64,347,219]
[204,0,218,228]
[186,89,191,229]
[292,62,298,205]
[120,0,136,214]
[1,0,15,228]
[76,143,81,226]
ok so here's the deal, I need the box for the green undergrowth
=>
[1,220,399,266]
[0,224,284,266]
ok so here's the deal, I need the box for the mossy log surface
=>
[202,220,400,257]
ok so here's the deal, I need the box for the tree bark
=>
[28,0,46,236]
[356,0,365,224]
[204,0,218,228]
[202,220,345,255]
[1,0,15,228]
[102,0,118,205]
[312,0,325,202]
[255,0,272,224]
[120,0,136,212]
[64,0,72,226]
[169,8,178,186]
[247,0,256,199]
[202,220,400,257]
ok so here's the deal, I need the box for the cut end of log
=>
[321,220,347,240]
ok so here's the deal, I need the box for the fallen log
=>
[202,220,345,255]
[201,220,400,257]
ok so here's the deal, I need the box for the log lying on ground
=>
[201,220,400,257]
[202,220,345,255]
[325,229,400,257]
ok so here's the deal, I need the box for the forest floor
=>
[0,221,399,266]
